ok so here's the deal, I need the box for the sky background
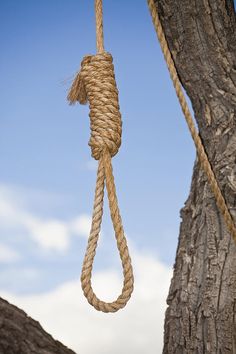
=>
[0,0,200,353]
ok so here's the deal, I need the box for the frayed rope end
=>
[67,71,87,105]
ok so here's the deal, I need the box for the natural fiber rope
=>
[147,0,236,243]
[68,0,134,312]
[95,0,104,53]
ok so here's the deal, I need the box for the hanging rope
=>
[68,0,134,313]
[147,0,236,243]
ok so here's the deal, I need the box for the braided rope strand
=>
[147,0,236,242]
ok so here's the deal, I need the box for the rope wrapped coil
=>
[68,53,122,160]
[68,52,134,313]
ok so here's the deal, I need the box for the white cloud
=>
[0,184,91,252]
[0,243,20,263]
[1,247,172,354]
[70,214,91,238]
[25,218,70,252]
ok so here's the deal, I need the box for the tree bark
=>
[155,0,236,352]
[0,297,75,354]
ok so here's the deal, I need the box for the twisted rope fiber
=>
[95,0,104,53]
[147,0,236,243]
[68,0,134,313]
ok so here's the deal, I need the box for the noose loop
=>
[68,0,134,313]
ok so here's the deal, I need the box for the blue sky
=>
[0,1,197,353]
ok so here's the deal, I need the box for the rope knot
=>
[68,52,122,160]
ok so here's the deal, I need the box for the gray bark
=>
[0,297,75,354]
[155,0,236,353]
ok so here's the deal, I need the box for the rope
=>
[68,0,134,313]
[95,0,104,53]
[147,0,236,243]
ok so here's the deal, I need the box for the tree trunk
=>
[153,0,236,353]
[0,297,75,354]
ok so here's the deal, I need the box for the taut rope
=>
[68,0,134,313]
[147,0,236,243]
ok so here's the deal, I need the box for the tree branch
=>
[0,297,76,354]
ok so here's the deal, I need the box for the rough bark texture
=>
[155,0,236,353]
[0,297,76,354]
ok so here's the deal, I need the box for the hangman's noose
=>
[68,0,134,313]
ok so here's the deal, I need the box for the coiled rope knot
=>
[68,51,134,313]
[68,52,122,160]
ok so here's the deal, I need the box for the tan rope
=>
[95,0,104,53]
[147,0,236,243]
[68,1,134,313]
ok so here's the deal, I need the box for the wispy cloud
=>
[25,218,71,252]
[70,214,92,238]
[0,243,20,263]
[0,184,91,252]
[2,247,172,354]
